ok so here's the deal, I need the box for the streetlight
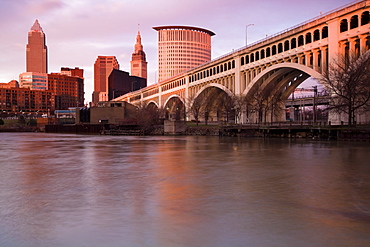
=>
[246,24,254,46]
[312,86,318,124]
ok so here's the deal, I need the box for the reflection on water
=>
[0,133,370,246]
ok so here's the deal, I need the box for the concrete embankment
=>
[40,122,370,141]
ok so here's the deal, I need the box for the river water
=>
[0,133,369,247]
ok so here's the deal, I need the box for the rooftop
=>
[153,25,215,36]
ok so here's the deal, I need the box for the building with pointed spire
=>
[130,31,147,79]
[26,19,48,73]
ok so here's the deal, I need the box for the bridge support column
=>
[359,34,369,54]
[312,48,320,72]
[277,102,287,122]
[241,72,246,92]
[234,56,241,95]
[240,105,248,124]
[304,51,312,68]
[185,76,190,121]
[349,37,359,58]
[158,86,163,108]
[339,40,348,58]
[298,54,305,65]
[320,46,328,73]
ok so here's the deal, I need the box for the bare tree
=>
[186,94,203,126]
[231,94,247,125]
[249,86,265,124]
[320,51,370,125]
[219,93,234,123]
[202,90,214,125]
[265,91,283,123]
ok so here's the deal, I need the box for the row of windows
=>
[160,58,210,62]
[340,11,370,32]
[162,78,186,92]
[159,43,210,47]
[1,90,52,95]
[240,12,370,66]
[189,60,236,82]
[143,88,159,98]
[241,27,329,65]
[159,45,210,50]
[159,29,211,44]
[159,49,211,54]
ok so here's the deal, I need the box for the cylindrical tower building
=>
[153,25,215,82]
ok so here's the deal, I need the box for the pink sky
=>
[0,0,351,103]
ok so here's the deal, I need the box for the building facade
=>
[26,20,48,73]
[153,25,215,82]
[0,81,54,115]
[19,72,48,90]
[92,56,119,105]
[108,69,147,100]
[130,31,148,79]
[48,67,85,110]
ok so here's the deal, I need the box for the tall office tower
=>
[92,56,119,105]
[130,31,147,79]
[26,19,48,73]
[153,25,215,82]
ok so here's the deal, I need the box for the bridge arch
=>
[163,95,185,120]
[190,83,236,123]
[244,63,322,96]
[146,101,159,109]
[243,63,325,123]
[193,83,234,101]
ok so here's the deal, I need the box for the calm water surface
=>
[0,133,370,247]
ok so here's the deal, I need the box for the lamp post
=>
[312,86,318,124]
[246,24,254,46]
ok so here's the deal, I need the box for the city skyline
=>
[0,0,351,103]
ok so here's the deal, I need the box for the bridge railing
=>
[181,0,364,75]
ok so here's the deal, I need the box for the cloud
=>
[27,0,66,15]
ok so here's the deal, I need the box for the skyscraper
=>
[92,56,119,105]
[130,31,147,79]
[153,25,215,82]
[26,20,48,73]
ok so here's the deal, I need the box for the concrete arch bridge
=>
[115,0,370,124]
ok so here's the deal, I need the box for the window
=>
[284,40,290,51]
[306,33,312,44]
[322,26,328,39]
[340,19,348,32]
[361,11,370,25]
[278,43,283,53]
[298,35,304,46]
[350,15,359,29]
[313,29,320,41]
[291,38,297,49]
[272,45,277,55]
[266,47,271,57]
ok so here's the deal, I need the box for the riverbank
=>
[2,121,369,141]
[41,122,370,141]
